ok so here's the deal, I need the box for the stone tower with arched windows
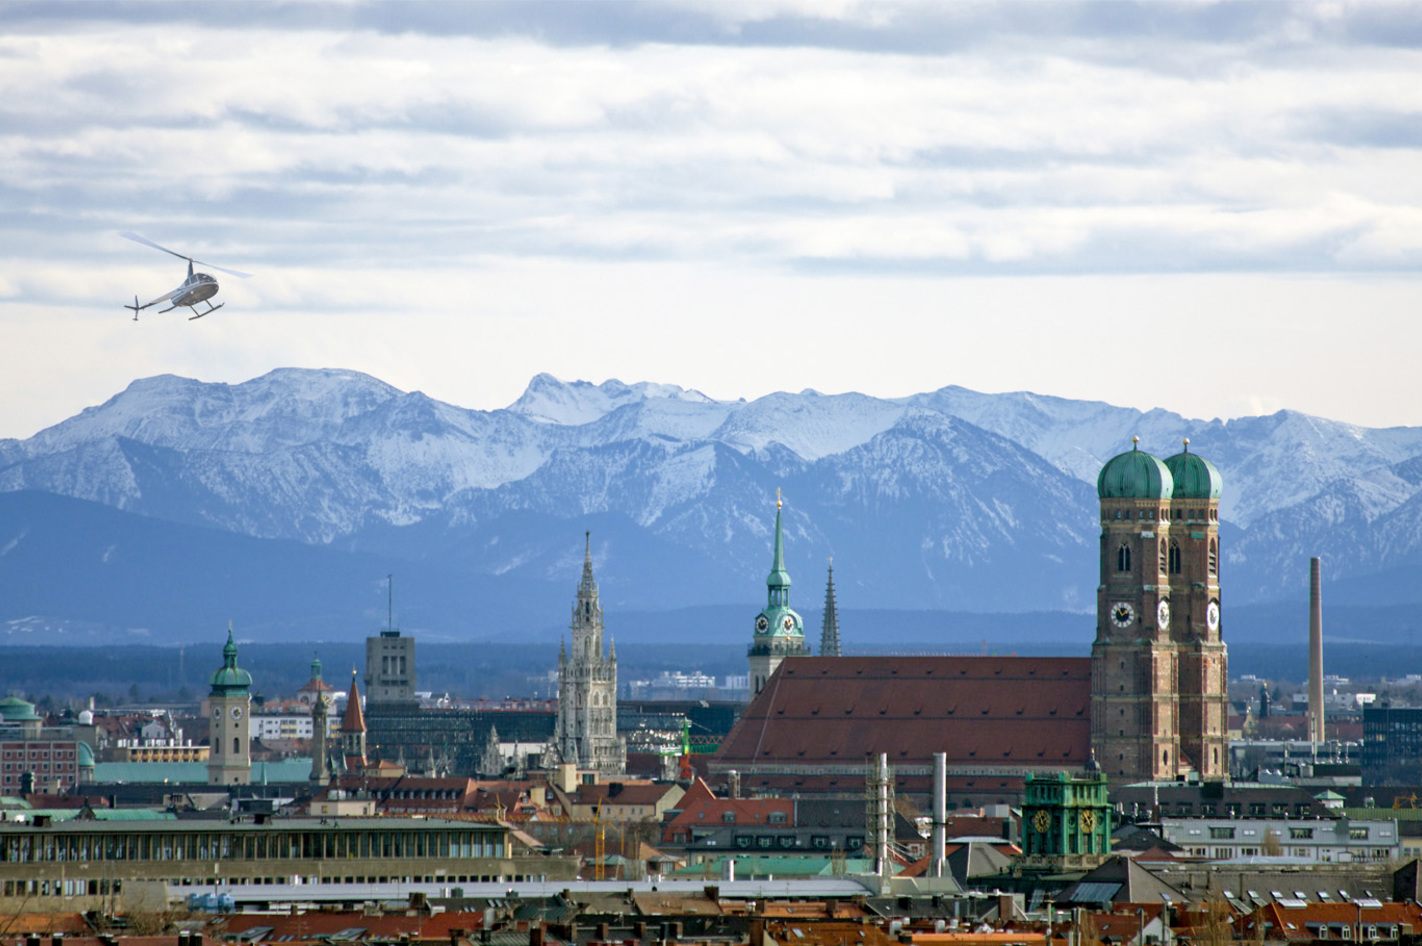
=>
[555,533,625,776]
[1091,438,1227,783]
[207,627,252,786]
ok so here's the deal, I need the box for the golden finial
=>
[1131,436,1139,449]
[776,487,782,509]
[1183,437,1190,452]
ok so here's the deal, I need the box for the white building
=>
[1160,817,1399,863]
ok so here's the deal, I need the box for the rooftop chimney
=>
[1309,556,1325,744]
[930,752,947,879]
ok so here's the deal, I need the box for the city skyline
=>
[2,2,1421,439]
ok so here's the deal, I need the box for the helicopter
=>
[121,231,252,321]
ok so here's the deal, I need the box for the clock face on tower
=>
[755,615,769,634]
[213,707,222,720]
[230,706,243,720]
[1206,600,1220,631]
[1032,810,1050,833]
[1111,602,1136,628]
[782,615,795,632]
[1157,599,1171,629]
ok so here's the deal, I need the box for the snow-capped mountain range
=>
[2,368,1421,643]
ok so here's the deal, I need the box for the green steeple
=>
[209,625,253,696]
[766,490,792,605]
[751,491,804,644]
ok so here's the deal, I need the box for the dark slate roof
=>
[1058,857,1186,906]
[1115,783,1330,819]
[715,656,1091,769]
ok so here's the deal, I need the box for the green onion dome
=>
[1097,437,1174,500]
[1163,439,1223,500]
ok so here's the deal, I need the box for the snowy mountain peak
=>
[507,374,717,426]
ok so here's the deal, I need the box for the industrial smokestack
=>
[876,752,891,882]
[931,752,947,879]
[1309,557,1325,744]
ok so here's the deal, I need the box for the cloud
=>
[1,3,1421,438]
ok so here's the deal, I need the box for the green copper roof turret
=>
[1164,439,1223,500]
[209,626,253,695]
[1097,437,1174,500]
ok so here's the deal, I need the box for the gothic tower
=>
[748,492,810,694]
[1164,439,1228,778]
[339,671,367,774]
[555,533,625,776]
[1090,438,1227,782]
[207,627,252,786]
[820,561,842,657]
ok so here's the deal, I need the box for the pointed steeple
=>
[580,530,597,596]
[820,559,841,657]
[766,489,791,606]
[340,670,366,735]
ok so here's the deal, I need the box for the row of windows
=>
[1111,508,1219,522]
[0,750,73,760]
[1188,846,1395,862]
[1,762,72,771]
[1117,540,1218,575]
[3,873,544,900]
[0,829,504,864]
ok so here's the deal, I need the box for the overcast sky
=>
[2,1,1420,440]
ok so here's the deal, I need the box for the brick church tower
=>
[1091,438,1227,782]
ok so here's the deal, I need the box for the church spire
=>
[767,489,791,607]
[820,559,841,657]
[580,530,596,596]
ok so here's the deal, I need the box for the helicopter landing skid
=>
[188,303,223,321]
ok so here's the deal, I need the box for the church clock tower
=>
[1091,438,1227,783]
[748,492,809,695]
[1164,439,1228,779]
[207,627,253,786]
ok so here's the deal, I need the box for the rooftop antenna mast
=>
[387,574,394,633]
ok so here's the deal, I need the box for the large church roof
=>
[716,656,1092,769]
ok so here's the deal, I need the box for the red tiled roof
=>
[574,781,678,807]
[661,778,793,841]
[715,656,1091,769]
[1237,902,1422,941]
[219,910,494,940]
[299,676,335,694]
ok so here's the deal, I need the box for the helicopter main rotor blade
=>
[120,230,253,279]
[121,230,191,262]
[201,261,254,279]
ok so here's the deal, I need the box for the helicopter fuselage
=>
[172,272,219,308]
